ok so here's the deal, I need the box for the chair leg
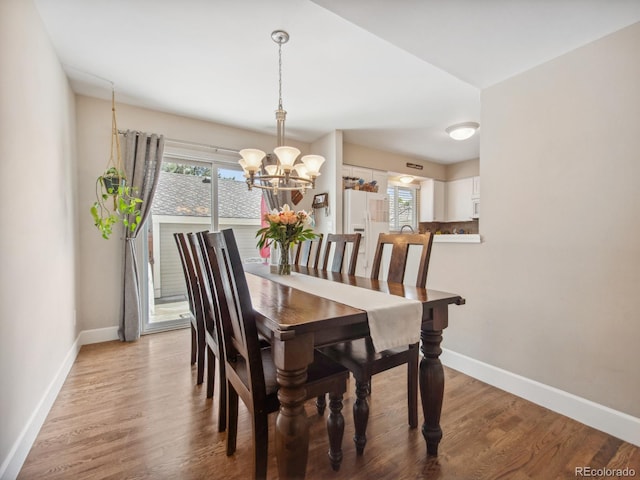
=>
[206,345,215,399]
[316,394,326,415]
[217,359,227,432]
[196,328,206,385]
[253,412,269,480]
[226,383,239,456]
[190,323,197,365]
[408,348,419,428]
[353,379,370,455]
[327,392,345,471]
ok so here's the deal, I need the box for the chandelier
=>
[239,30,325,193]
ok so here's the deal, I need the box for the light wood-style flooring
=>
[19,329,639,479]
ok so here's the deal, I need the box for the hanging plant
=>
[90,87,143,239]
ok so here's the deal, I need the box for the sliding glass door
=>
[141,153,263,334]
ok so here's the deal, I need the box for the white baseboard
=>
[441,348,640,448]
[0,336,81,480]
[78,326,120,345]
[0,326,119,480]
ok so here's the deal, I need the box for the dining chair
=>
[188,231,227,432]
[173,232,205,385]
[202,229,349,478]
[294,233,323,268]
[321,233,361,275]
[318,232,434,455]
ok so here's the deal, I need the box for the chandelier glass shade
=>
[239,30,325,193]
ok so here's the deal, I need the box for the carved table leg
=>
[327,392,345,471]
[273,334,314,479]
[420,329,444,456]
[276,367,309,478]
[353,379,370,455]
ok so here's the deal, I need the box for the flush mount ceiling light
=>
[399,175,414,184]
[238,30,324,193]
[446,122,480,141]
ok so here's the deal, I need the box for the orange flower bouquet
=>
[256,204,317,275]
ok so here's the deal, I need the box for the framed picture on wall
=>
[312,193,328,209]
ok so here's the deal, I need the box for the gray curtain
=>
[119,130,164,341]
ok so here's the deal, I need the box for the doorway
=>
[141,153,263,333]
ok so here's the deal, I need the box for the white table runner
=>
[251,269,422,352]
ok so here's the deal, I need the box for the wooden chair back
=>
[173,232,201,318]
[189,231,228,429]
[188,232,222,351]
[321,233,361,275]
[370,232,434,287]
[174,231,207,384]
[201,229,267,406]
[294,234,324,268]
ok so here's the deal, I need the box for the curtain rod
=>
[117,130,239,155]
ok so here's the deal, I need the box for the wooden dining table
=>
[244,263,465,480]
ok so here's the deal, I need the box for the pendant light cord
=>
[273,31,289,147]
[277,40,283,111]
[110,87,123,172]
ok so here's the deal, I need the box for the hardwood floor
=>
[19,329,639,479]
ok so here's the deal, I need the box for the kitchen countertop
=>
[433,234,481,244]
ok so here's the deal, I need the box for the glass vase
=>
[277,241,291,275]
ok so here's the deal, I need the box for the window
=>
[141,149,263,333]
[388,184,417,231]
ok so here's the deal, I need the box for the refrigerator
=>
[343,189,389,277]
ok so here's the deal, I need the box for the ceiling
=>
[33,0,640,165]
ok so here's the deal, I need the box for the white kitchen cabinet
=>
[420,176,480,222]
[472,176,480,199]
[471,176,480,218]
[446,177,474,221]
[472,198,480,219]
[419,179,446,222]
[351,166,374,182]
[372,170,388,193]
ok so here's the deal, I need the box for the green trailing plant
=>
[91,167,142,239]
[90,87,143,240]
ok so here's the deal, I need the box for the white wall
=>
[310,131,342,236]
[0,0,78,477]
[344,142,446,180]
[428,22,640,418]
[446,158,480,181]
